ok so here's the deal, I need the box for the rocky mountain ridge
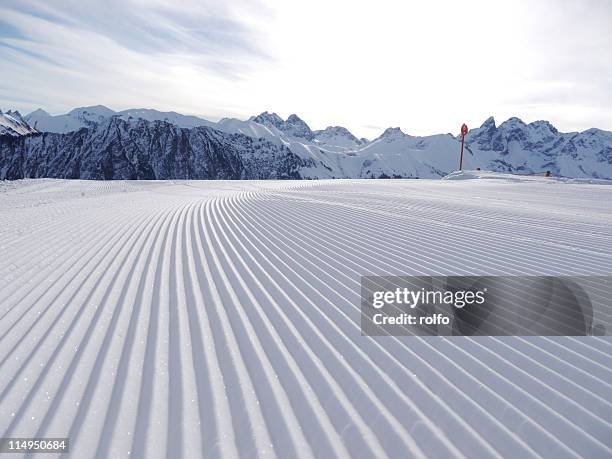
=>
[0,117,305,180]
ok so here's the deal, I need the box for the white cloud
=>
[1,0,611,138]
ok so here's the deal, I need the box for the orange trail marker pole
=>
[459,123,468,170]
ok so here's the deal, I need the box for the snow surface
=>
[443,170,612,185]
[1,176,612,458]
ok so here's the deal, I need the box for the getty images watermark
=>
[361,276,612,336]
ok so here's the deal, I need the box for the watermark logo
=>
[361,276,611,336]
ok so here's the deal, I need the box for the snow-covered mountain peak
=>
[28,108,51,118]
[480,116,496,129]
[471,116,559,140]
[5,110,25,122]
[283,114,314,140]
[286,114,304,123]
[251,111,284,128]
[68,105,115,117]
[24,105,215,133]
[116,108,214,129]
[528,120,559,135]
[0,109,38,136]
[54,106,116,129]
[498,117,560,144]
[67,106,116,125]
[250,112,314,140]
[317,126,356,138]
[467,116,540,150]
[499,117,527,129]
[377,127,407,141]
[313,125,363,148]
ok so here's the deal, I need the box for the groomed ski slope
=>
[1,173,612,459]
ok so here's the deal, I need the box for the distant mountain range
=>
[1,105,611,180]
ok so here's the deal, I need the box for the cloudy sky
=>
[1,0,611,138]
